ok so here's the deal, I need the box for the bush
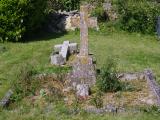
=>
[116,0,160,34]
[96,58,122,92]
[0,0,47,42]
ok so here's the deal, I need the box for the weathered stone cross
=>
[79,5,92,57]
[69,5,96,88]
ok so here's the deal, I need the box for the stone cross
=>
[79,5,91,57]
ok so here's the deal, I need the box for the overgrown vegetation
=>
[96,58,122,92]
[116,0,160,34]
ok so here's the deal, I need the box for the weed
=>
[96,58,122,92]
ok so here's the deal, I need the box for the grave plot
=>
[1,5,160,114]
[48,5,160,112]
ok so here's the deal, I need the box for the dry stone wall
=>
[46,11,99,33]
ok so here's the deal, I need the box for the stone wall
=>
[46,11,99,33]
[103,2,118,21]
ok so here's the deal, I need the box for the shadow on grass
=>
[23,30,68,43]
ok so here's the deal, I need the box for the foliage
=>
[0,0,47,42]
[11,64,39,102]
[47,0,80,12]
[91,6,107,22]
[116,0,160,34]
[96,58,122,92]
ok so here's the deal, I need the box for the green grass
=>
[0,30,160,119]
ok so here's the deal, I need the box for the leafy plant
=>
[96,58,122,92]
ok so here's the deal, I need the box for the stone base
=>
[68,55,96,87]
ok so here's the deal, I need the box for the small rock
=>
[76,84,89,100]
[104,104,117,113]
[0,89,13,107]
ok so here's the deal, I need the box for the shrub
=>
[0,0,47,42]
[116,0,160,34]
[96,58,122,92]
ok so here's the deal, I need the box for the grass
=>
[0,30,160,119]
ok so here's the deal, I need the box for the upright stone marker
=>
[79,5,89,56]
[69,5,96,90]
